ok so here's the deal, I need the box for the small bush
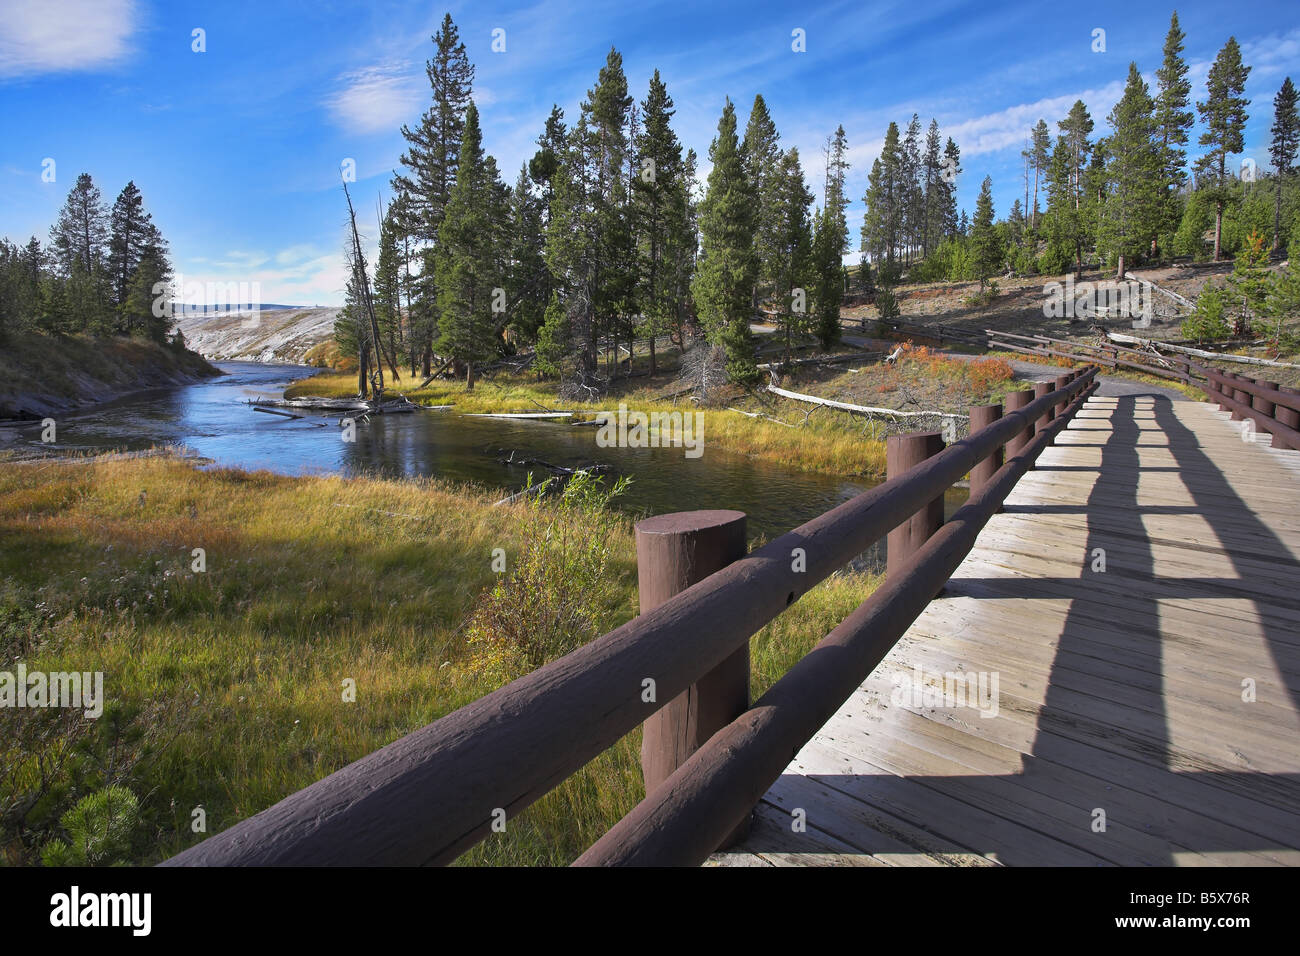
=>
[1182,285,1231,343]
[465,471,633,681]
[41,786,140,866]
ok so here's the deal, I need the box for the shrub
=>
[1182,285,1231,342]
[41,786,140,866]
[465,471,632,680]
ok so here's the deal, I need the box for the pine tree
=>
[862,122,904,282]
[122,242,171,342]
[1031,119,1051,232]
[1154,12,1193,256]
[921,120,943,256]
[692,98,757,386]
[393,13,475,241]
[813,124,850,348]
[506,164,548,344]
[941,138,962,238]
[632,70,686,376]
[741,94,782,309]
[545,49,633,382]
[1269,77,1299,249]
[49,173,111,333]
[107,181,162,314]
[970,176,1002,290]
[901,114,923,264]
[1100,63,1164,277]
[1059,100,1094,211]
[392,13,475,375]
[769,147,814,364]
[50,172,108,279]
[374,200,404,375]
[1196,37,1251,260]
[434,102,506,389]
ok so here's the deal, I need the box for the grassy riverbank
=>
[0,451,878,866]
[0,331,220,420]
[288,368,891,478]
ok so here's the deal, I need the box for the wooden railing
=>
[163,368,1101,867]
[1201,370,1300,450]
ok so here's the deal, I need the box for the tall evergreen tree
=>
[506,164,548,344]
[769,147,814,364]
[1269,77,1299,249]
[1154,11,1193,255]
[435,102,506,389]
[392,13,475,374]
[50,172,109,278]
[373,200,404,376]
[920,120,943,256]
[1195,37,1251,260]
[393,13,475,241]
[107,181,162,314]
[1101,63,1164,276]
[969,176,1002,290]
[632,70,687,376]
[1030,119,1051,231]
[741,94,782,309]
[900,114,923,263]
[692,98,757,385]
[941,138,962,238]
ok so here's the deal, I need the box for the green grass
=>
[0,451,879,866]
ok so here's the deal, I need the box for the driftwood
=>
[465,411,575,420]
[756,351,879,372]
[767,384,968,421]
[1123,271,1194,310]
[1104,332,1300,370]
[726,406,795,427]
[253,406,302,420]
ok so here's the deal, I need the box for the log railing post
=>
[1225,372,1243,419]
[968,404,1002,497]
[636,510,749,844]
[886,431,945,577]
[1033,381,1053,438]
[1004,388,1034,457]
[1053,375,1070,418]
[1277,387,1300,448]
[1254,380,1278,431]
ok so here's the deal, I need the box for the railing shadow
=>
[733,395,1300,865]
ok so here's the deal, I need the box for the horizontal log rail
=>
[576,376,1099,865]
[1202,370,1300,450]
[163,367,1101,867]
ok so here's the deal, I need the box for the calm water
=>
[28,362,967,566]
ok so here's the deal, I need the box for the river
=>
[26,362,968,568]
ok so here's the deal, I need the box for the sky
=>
[2,0,1297,306]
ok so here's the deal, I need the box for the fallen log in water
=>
[253,406,302,420]
[464,411,576,419]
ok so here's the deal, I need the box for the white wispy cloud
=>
[326,62,424,134]
[0,0,137,78]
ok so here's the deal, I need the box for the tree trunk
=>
[465,362,474,391]
[649,335,657,377]
[1214,203,1224,261]
[1116,253,1125,280]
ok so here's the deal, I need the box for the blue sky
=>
[2,0,1297,305]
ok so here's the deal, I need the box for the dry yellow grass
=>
[0,450,879,865]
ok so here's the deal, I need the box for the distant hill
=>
[176,307,340,365]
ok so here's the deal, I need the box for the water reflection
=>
[24,362,968,568]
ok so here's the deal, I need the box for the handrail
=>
[576,378,1098,865]
[163,368,1100,867]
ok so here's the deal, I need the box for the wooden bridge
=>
[717,392,1300,866]
[163,362,1300,868]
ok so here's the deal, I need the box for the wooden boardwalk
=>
[713,394,1300,866]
